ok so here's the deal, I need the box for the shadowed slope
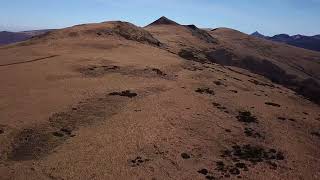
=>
[146,23,320,104]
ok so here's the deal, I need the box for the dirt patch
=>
[6,91,135,161]
[4,87,168,162]
[8,128,61,161]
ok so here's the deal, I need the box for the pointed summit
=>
[251,31,266,38]
[147,16,180,26]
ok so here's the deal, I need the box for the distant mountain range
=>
[251,31,320,52]
[0,29,53,45]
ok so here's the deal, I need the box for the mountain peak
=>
[147,16,180,26]
[251,31,265,38]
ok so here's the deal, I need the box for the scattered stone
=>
[212,102,228,113]
[52,131,64,137]
[277,117,297,122]
[129,156,150,167]
[102,65,119,71]
[216,161,225,171]
[205,175,215,180]
[60,128,72,135]
[195,88,215,95]
[244,128,263,139]
[198,169,209,175]
[150,68,167,76]
[232,77,243,82]
[277,117,286,121]
[225,129,232,133]
[181,153,191,159]
[229,167,240,175]
[223,144,285,163]
[109,90,137,98]
[265,102,281,107]
[235,162,247,170]
[311,131,320,137]
[288,118,296,122]
[230,90,238,93]
[266,161,278,169]
[212,102,221,107]
[0,129,4,134]
[214,81,223,86]
[236,111,257,123]
[248,79,275,88]
[217,106,227,110]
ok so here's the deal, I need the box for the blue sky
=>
[0,0,319,36]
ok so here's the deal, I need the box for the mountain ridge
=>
[251,31,320,52]
[0,29,53,45]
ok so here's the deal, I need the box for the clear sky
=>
[1,0,319,36]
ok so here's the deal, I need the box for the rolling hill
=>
[0,17,319,180]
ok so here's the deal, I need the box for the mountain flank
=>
[0,17,319,180]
